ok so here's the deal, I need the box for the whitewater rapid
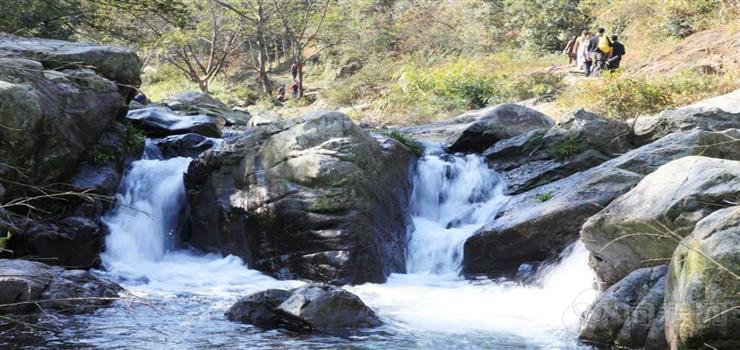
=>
[90,141,596,349]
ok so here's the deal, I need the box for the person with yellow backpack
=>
[587,27,612,76]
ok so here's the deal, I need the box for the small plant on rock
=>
[536,192,554,202]
[381,130,424,156]
[547,136,583,160]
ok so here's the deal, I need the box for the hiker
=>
[290,80,299,99]
[290,63,298,80]
[578,32,593,76]
[607,35,625,70]
[563,35,579,65]
[276,86,286,102]
[574,30,589,69]
[588,27,612,76]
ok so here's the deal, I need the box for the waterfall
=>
[100,141,293,293]
[406,145,507,274]
[88,140,595,349]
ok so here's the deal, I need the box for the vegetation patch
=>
[381,130,424,156]
[90,146,118,165]
[536,192,554,202]
[123,120,146,154]
[547,136,583,160]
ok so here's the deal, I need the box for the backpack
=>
[598,35,612,54]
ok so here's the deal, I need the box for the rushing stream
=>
[11,141,597,349]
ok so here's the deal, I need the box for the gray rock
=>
[579,265,668,350]
[581,156,740,288]
[445,103,555,153]
[0,259,121,315]
[335,61,362,79]
[462,128,740,279]
[152,133,217,159]
[485,109,633,194]
[183,111,414,284]
[633,107,740,144]
[0,34,141,98]
[4,216,104,269]
[0,58,124,193]
[163,91,250,126]
[665,206,740,350]
[126,106,222,138]
[226,284,381,333]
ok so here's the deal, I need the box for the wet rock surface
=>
[0,259,121,315]
[462,129,740,279]
[183,111,415,284]
[226,284,382,333]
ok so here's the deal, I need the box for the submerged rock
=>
[0,259,121,315]
[445,103,554,153]
[462,128,740,279]
[226,284,381,333]
[581,156,740,287]
[665,206,740,350]
[485,109,633,194]
[127,106,222,138]
[579,265,668,350]
[183,111,414,285]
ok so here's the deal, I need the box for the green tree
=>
[502,0,592,52]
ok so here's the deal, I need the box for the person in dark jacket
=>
[607,35,625,70]
[290,63,298,80]
[588,27,611,75]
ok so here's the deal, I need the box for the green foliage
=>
[123,121,146,154]
[662,0,723,37]
[90,146,118,165]
[381,130,424,156]
[548,136,583,160]
[503,0,592,52]
[536,192,554,202]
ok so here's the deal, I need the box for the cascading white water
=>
[66,141,597,349]
[100,141,296,294]
[406,145,507,274]
[348,146,597,347]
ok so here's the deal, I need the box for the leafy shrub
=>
[381,130,425,156]
[123,121,146,154]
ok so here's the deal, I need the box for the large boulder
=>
[182,111,415,284]
[485,109,633,194]
[1,215,103,269]
[163,91,250,126]
[226,284,381,333]
[126,106,222,138]
[581,156,740,288]
[0,58,124,190]
[445,103,554,153]
[633,107,740,144]
[665,206,740,350]
[0,259,121,315]
[462,129,740,279]
[0,34,141,99]
[579,265,668,350]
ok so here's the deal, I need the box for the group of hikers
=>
[563,27,625,77]
[276,63,301,102]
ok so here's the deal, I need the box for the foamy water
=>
[8,142,597,349]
